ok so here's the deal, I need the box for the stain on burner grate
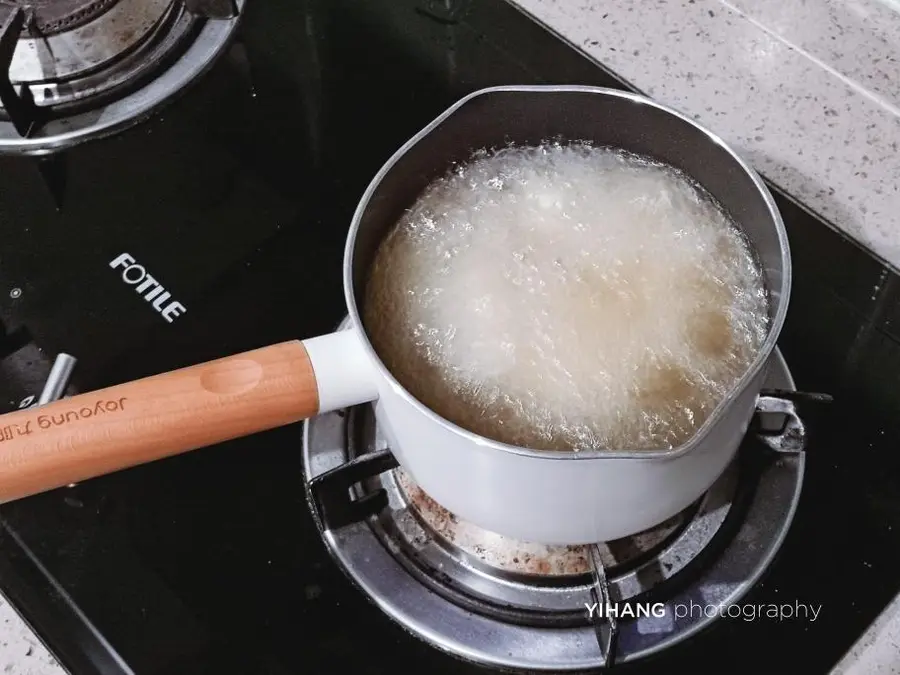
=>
[0,0,122,36]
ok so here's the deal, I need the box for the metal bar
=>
[588,544,619,667]
[37,353,77,405]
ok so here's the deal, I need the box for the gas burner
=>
[381,459,734,614]
[304,340,808,671]
[395,467,687,577]
[8,0,176,86]
[0,0,241,152]
[365,401,738,618]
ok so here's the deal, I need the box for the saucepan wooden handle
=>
[0,341,320,503]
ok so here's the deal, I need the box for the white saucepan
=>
[0,86,791,545]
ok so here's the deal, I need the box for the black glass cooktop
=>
[1,1,899,673]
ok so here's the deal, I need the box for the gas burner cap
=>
[0,0,241,153]
[303,337,806,671]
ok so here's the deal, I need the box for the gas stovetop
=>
[0,1,899,674]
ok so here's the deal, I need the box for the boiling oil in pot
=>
[364,142,769,452]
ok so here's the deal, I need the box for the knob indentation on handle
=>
[199,359,263,396]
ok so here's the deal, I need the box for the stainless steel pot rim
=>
[344,84,792,461]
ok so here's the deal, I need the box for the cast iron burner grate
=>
[303,335,827,671]
[0,0,121,37]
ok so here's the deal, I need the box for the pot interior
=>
[350,87,787,333]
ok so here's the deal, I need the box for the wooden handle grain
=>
[0,340,319,504]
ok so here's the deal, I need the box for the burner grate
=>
[305,342,821,671]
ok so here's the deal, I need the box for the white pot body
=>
[302,85,791,547]
[307,325,767,545]
[375,355,767,544]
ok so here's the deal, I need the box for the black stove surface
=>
[1,1,899,673]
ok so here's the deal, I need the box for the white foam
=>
[364,143,769,452]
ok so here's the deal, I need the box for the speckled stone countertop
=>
[1,595,61,674]
[2,1,900,673]
[832,592,900,674]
